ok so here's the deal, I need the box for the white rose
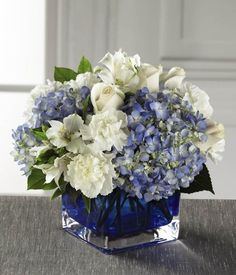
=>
[91,83,125,113]
[138,64,163,92]
[82,108,128,152]
[195,120,225,163]
[181,82,213,119]
[67,152,116,198]
[161,67,186,89]
[96,50,140,93]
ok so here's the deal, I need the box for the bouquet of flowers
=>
[12,50,225,204]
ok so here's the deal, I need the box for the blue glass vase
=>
[62,188,180,254]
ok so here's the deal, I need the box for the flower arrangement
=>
[12,50,225,205]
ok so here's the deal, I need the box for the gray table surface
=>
[0,196,235,275]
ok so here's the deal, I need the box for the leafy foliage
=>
[35,149,56,165]
[27,168,46,190]
[42,181,58,190]
[180,164,215,194]
[54,56,92,83]
[51,188,64,200]
[78,56,93,74]
[54,67,77,82]
[82,95,91,120]
[51,177,68,200]
[82,194,91,213]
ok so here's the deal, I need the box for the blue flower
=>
[31,86,92,128]
[114,87,207,201]
[32,89,78,127]
[11,124,42,175]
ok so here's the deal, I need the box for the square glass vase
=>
[62,189,180,254]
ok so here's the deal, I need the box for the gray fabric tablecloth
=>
[0,196,235,275]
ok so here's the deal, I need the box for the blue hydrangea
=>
[11,124,42,175]
[114,87,207,201]
[31,86,92,128]
[32,88,78,128]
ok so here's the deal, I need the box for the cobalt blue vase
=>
[62,188,180,254]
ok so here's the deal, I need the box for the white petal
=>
[101,94,124,112]
[90,83,106,113]
[66,136,86,154]
[162,67,186,89]
[45,166,59,183]
[63,114,84,134]
[98,70,115,84]
[46,121,67,148]
[98,52,114,73]
[100,175,114,196]
[165,75,185,89]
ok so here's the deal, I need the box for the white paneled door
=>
[1,0,235,198]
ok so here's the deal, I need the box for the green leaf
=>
[27,168,45,190]
[35,149,56,165]
[54,67,77,82]
[82,194,91,213]
[51,188,63,200]
[180,164,215,194]
[57,147,67,157]
[82,95,90,120]
[32,128,48,141]
[42,124,49,133]
[42,181,57,190]
[58,176,67,192]
[77,56,92,74]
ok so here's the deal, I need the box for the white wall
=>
[0,92,47,196]
[0,0,235,198]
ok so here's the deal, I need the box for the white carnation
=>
[82,109,128,152]
[68,72,99,90]
[181,82,213,119]
[67,152,116,198]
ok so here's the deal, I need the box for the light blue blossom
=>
[31,86,92,128]
[114,87,207,201]
[32,89,78,128]
[11,124,42,175]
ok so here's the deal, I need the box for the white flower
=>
[46,114,86,153]
[35,154,71,185]
[82,109,128,152]
[138,64,163,92]
[161,67,186,89]
[29,144,52,158]
[181,82,213,119]
[195,120,225,163]
[95,50,140,93]
[68,72,99,90]
[24,80,63,124]
[90,83,125,113]
[76,72,99,89]
[67,152,116,198]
